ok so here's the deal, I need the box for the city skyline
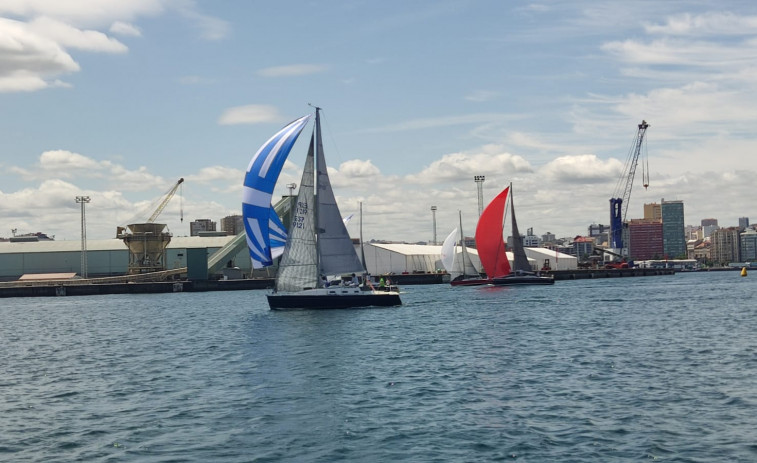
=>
[3,2,757,242]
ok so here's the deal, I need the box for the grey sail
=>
[275,133,319,292]
[509,184,532,273]
[314,111,365,276]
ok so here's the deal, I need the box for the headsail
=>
[474,186,511,278]
[440,227,458,274]
[276,133,319,292]
[242,115,311,268]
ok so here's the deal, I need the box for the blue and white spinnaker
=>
[243,115,311,269]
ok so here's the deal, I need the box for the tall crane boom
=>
[609,120,649,253]
[148,178,184,223]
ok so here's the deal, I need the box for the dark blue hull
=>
[490,275,555,285]
[267,292,402,310]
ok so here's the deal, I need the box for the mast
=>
[314,106,322,285]
[360,201,367,269]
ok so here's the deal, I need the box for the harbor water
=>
[2,271,756,462]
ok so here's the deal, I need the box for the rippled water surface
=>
[2,271,757,462]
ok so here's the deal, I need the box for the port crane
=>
[118,177,185,274]
[609,120,649,255]
[117,178,184,237]
[147,177,184,223]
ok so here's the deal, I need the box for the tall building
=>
[190,219,216,236]
[628,219,663,260]
[661,199,686,258]
[643,203,662,221]
[739,217,750,230]
[711,227,741,265]
[572,236,594,259]
[685,225,702,241]
[523,228,540,247]
[701,218,719,238]
[541,231,556,243]
[221,214,244,235]
[740,228,757,262]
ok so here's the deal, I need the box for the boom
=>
[609,120,649,252]
[148,178,184,223]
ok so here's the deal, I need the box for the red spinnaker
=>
[474,186,511,278]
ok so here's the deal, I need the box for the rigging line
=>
[315,106,347,165]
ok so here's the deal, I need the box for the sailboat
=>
[441,211,487,286]
[260,107,402,310]
[475,183,554,286]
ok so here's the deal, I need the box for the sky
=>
[2,0,757,244]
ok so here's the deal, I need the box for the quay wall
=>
[0,269,678,298]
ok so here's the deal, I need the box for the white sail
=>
[440,228,458,274]
[275,133,319,292]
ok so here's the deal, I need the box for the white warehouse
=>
[361,242,576,275]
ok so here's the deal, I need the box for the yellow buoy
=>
[741,267,748,277]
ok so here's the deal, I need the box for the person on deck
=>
[350,273,359,286]
[379,277,385,288]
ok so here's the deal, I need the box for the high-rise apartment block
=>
[190,219,216,236]
[740,228,757,262]
[643,203,662,221]
[661,199,686,258]
[701,218,719,238]
[711,227,741,265]
[628,219,663,260]
[221,214,244,235]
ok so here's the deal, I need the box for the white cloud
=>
[0,17,80,91]
[540,154,623,184]
[174,1,230,40]
[28,17,127,52]
[7,150,166,192]
[218,105,283,125]
[0,0,165,28]
[644,12,757,36]
[0,0,228,93]
[110,21,142,37]
[185,166,245,193]
[256,64,328,77]
[405,146,534,186]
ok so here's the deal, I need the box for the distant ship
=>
[2,232,56,243]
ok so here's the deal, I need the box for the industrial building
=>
[0,236,250,281]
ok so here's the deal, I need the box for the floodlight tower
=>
[431,205,438,245]
[75,195,91,278]
[474,175,485,216]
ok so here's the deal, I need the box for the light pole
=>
[474,175,485,217]
[431,206,437,245]
[75,196,91,278]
